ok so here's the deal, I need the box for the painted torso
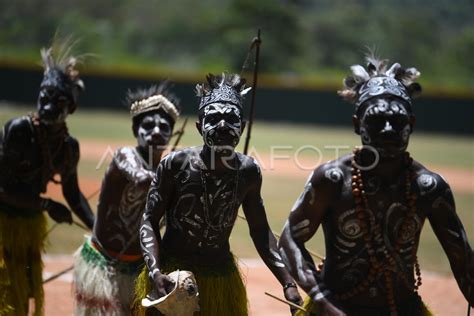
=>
[1,115,77,197]
[93,147,154,256]
[159,147,255,264]
[318,155,444,307]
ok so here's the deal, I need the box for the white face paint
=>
[201,103,242,152]
[137,112,172,149]
[359,97,412,158]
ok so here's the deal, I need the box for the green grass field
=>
[1,104,473,274]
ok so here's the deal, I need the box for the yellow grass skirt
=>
[0,209,47,316]
[296,294,434,316]
[134,254,248,316]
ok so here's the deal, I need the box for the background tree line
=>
[0,0,473,89]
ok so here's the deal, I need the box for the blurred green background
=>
[1,0,473,91]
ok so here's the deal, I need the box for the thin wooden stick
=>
[73,220,89,231]
[264,292,308,314]
[86,187,100,200]
[43,265,73,284]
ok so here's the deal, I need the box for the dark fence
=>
[1,65,473,135]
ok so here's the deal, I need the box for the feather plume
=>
[40,35,90,90]
[350,65,370,83]
[339,50,422,106]
[385,63,401,77]
[197,73,248,97]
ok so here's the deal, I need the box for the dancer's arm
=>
[140,156,175,298]
[279,165,346,316]
[242,161,302,313]
[426,174,474,304]
[62,137,95,229]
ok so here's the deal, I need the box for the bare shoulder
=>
[64,134,80,154]
[411,160,451,198]
[160,146,202,172]
[238,153,261,175]
[114,146,137,162]
[310,154,351,188]
[2,115,34,143]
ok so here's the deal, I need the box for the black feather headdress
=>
[40,37,86,113]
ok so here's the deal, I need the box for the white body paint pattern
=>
[165,150,241,250]
[105,181,148,249]
[324,167,344,183]
[291,181,316,213]
[308,285,331,301]
[140,218,158,277]
[334,201,420,282]
[140,175,163,277]
[384,203,421,271]
[98,147,155,255]
[337,208,363,240]
[115,147,154,183]
[268,249,286,270]
[417,174,437,196]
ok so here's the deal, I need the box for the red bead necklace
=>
[333,148,422,316]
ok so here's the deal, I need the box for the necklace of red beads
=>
[332,148,422,316]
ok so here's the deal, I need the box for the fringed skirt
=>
[134,253,248,316]
[73,237,143,316]
[296,294,434,316]
[0,208,47,316]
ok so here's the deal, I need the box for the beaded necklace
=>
[333,148,422,316]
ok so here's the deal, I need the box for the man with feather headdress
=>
[73,82,181,315]
[134,73,302,315]
[279,55,474,315]
[0,40,95,315]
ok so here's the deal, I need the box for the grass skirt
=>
[0,209,47,316]
[296,294,434,316]
[73,238,143,316]
[134,254,248,316]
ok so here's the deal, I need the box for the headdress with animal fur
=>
[338,53,422,114]
[127,82,182,133]
[196,73,251,111]
[40,37,85,114]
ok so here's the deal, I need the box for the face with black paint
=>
[197,102,244,153]
[37,84,75,125]
[354,96,415,158]
[134,110,173,151]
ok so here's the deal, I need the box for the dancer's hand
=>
[43,199,73,224]
[151,273,175,299]
[284,285,303,315]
